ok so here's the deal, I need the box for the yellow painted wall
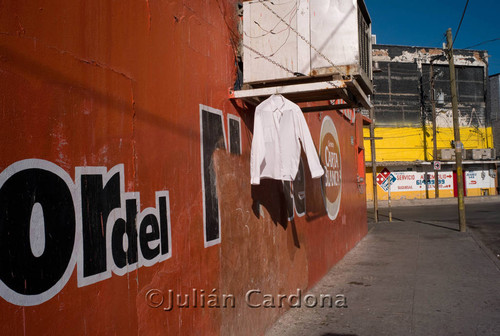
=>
[466,188,497,197]
[363,126,494,162]
[364,168,454,201]
[363,126,496,201]
[365,168,496,201]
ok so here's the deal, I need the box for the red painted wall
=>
[0,1,367,335]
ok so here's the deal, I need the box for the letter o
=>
[0,160,78,306]
[304,294,317,308]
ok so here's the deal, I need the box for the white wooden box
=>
[243,0,372,87]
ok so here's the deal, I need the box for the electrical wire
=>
[244,2,298,39]
[452,0,470,47]
[463,37,500,50]
[215,0,306,80]
[258,0,346,76]
[214,0,241,57]
[437,32,447,47]
[255,2,298,58]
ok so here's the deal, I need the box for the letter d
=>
[288,289,301,308]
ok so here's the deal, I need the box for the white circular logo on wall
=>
[319,116,342,220]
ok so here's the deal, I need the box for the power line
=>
[463,37,500,50]
[437,32,447,46]
[452,0,470,47]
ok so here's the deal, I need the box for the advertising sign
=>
[376,168,396,192]
[320,116,342,220]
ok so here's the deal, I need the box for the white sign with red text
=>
[389,171,454,191]
[465,170,496,189]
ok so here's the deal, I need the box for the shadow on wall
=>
[233,98,328,225]
[251,180,300,248]
[251,180,289,228]
[214,149,310,335]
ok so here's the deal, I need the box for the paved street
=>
[266,196,500,336]
[370,196,500,261]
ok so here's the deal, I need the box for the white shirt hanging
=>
[250,94,324,185]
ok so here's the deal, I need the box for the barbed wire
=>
[245,2,297,39]
[243,39,341,88]
[258,0,346,76]
[243,43,297,76]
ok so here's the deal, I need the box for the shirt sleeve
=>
[295,106,324,179]
[250,108,266,185]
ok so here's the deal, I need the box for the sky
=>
[364,0,500,75]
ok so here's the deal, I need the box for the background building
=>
[365,44,498,201]
[0,0,371,335]
[489,73,500,192]
[489,73,500,153]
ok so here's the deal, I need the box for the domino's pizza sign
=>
[376,168,396,192]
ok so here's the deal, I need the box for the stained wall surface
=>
[0,1,368,335]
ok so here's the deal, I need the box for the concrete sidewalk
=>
[368,195,500,208]
[265,220,500,336]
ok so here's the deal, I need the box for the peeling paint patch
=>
[97,145,109,165]
[372,48,389,60]
[373,45,487,67]
[51,121,70,171]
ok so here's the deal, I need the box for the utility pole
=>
[369,107,379,222]
[430,62,440,198]
[387,173,392,222]
[419,73,430,199]
[446,28,466,232]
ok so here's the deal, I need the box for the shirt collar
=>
[269,94,286,113]
[269,94,286,126]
